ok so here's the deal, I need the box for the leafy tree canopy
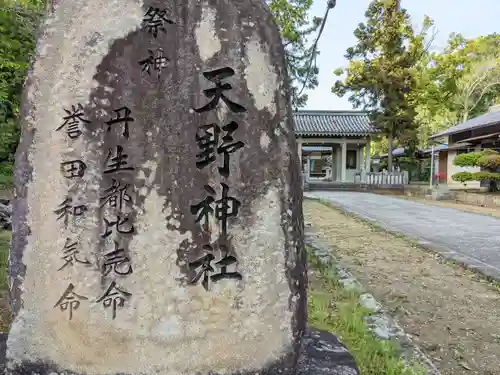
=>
[332,0,433,170]
[413,33,500,147]
[0,0,43,164]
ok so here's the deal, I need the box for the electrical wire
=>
[296,0,337,98]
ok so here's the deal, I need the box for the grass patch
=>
[0,230,9,290]
[0,174,12,191]
[307,247,426,375]
[0,164,13,191]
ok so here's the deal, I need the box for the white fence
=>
[357,171,409,186]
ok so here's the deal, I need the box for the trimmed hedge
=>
[452,171,474,183]
[453,152,483,167]
[452,171,500,183]
[477,154,500,170]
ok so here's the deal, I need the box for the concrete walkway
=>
[305,191,500,281]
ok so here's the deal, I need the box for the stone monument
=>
[5,1,360,374]
[7,0,307,374]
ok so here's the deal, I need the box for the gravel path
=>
[305,191,500,280]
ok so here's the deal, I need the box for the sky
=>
[304,0,500,111]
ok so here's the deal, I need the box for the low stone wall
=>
[370,186,405,195]
[453,191,500,208]
[305,183,405,194]
[403,185,431,197]
[403,185,500,208]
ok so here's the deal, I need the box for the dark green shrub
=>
[473,171,500,181]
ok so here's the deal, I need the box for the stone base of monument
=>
[0,329,358,375]
[298,329,359,375]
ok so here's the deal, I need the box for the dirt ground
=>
[304,199,500,375]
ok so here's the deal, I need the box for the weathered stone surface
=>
[297,329,359,375]
[0,329,364,375]
[7,0,306,374]
[0,333,6,373]
[0,199,11,206]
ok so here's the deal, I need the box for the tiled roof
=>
[431,109,500,139]
[382,144,457,157]
[302,146,332,152]
[422,144,449,154]
[380,147,406,158]
[293,110,376,137]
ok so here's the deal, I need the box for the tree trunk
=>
[388,0,399,174]
[387,133,393,172]
[488,179,498,193]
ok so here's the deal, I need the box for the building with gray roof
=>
[292,110,377,182]
[429,105,500,189]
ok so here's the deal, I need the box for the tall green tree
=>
[332,0,433,170]
[413,33,500,147]
[0,0,43,163]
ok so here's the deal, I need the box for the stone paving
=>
[305,191,500,281]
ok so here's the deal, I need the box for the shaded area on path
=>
[305,191,500,281]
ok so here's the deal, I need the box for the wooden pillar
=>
[331,144,335,181]
[341,141,347,182]
[365,140,371,172]
[297,138,303,166]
